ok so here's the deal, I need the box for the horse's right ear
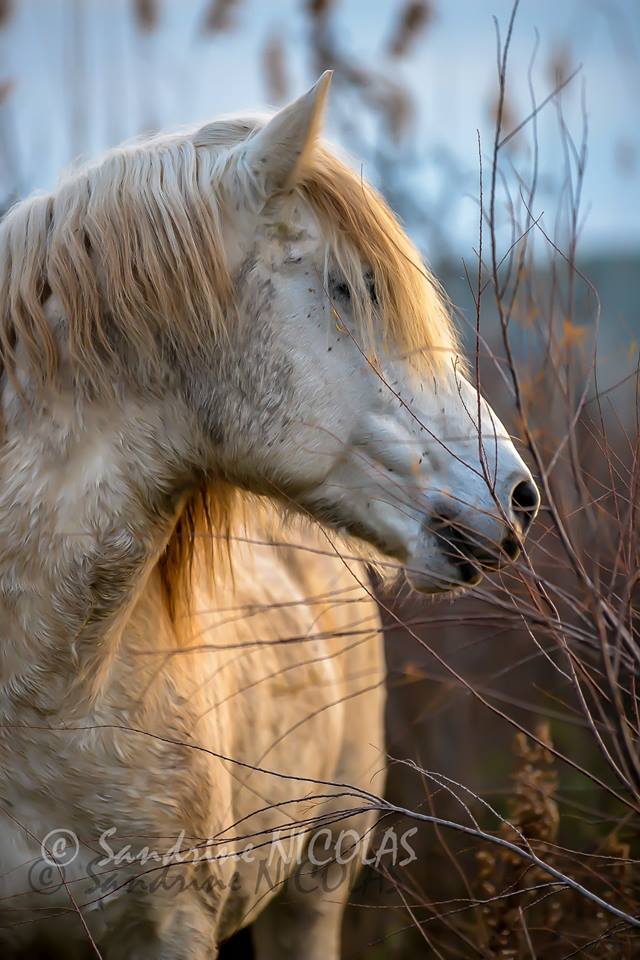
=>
[236,71,332,204]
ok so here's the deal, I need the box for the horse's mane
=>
[0,115,459,619]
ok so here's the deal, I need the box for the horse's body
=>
[1,511,383,958]
[0,74,538,956]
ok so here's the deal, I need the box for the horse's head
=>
[0,74,538,596]
[198,73,539,592]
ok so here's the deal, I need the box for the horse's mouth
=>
[404,556,483,594]
[403,514,525,594]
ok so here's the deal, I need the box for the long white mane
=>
[0,117,457,393]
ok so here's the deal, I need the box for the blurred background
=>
[2,0,639,251]
[2,1,639,957]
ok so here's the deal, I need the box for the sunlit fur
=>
[0,117,459,617]
[0,78,538,958]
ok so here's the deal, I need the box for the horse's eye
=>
[332,276,377,304]
[334,281,351,301]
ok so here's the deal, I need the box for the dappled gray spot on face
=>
[185,265,298,478]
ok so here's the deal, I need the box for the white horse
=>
[0,73,539,958]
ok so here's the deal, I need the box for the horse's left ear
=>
[239,71,332,201]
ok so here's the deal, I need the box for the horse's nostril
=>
[510,479,540,534]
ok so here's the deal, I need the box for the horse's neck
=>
[0,390,192,714]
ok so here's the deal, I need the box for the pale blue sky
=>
[1,0,639,258]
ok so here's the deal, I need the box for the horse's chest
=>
[0,728,107,950]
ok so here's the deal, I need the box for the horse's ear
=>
[238,71,332,202]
